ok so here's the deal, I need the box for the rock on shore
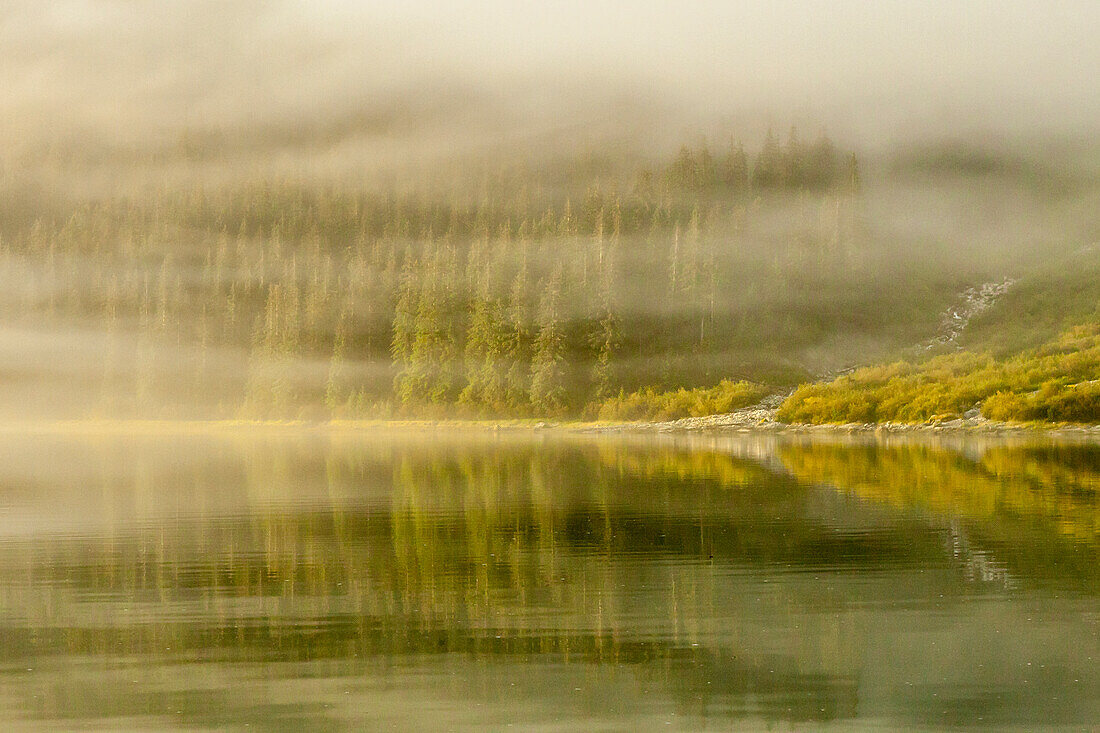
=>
[582,398,1100,436]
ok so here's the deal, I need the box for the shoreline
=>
[1,415,1098,441]
[578,413,1100,437]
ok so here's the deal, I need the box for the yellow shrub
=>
[779,324,1100,425]
[596,379,768,421]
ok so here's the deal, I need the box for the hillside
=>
[959,245,1100,355]
[777,247,1100,425]
[0,133,986,420]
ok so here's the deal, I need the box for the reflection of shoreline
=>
[0,428,1095,585]
[583,418,1100,441]
[0,437,872,726]
[0,417,1097,442]
[0,431,1096,728]
[778,440,1100,560]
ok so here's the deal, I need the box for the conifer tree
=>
[591,311,618,402]
[668,146,696,189]
[100,277,120,413]
[723,139,750,193]
[529,266,567,414]
[407,264,443,404]
[754,127,783,189]
[588,205,605,290]
[806,132,838,190]
[783,126,806,188]
[839,153,865,260]
[404,244,460,405]
[845,152,862,195]
[697,141,718,190]
[242,284,280,417]
[459,286,509,410]
[591,202,621,401]
[134,275,155,414]
[264,281,301,416]
[195,302,210,404]
[504,245,532,408]
[634,167,656,202]
[391,256,419,404]
[459,295,489,407]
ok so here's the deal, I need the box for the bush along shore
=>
[579,402,1100,436]
[582,324,1100,435]
[776,324,1100,426]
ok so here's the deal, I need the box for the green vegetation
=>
[594,379,768,421]
[5,128,967,420]
[642,128,854,195]
[779,441,1099,551]
[778,324,1100,424]
[778,244,1100,427]
[959,246,1100,355]
[6,121,1096,423]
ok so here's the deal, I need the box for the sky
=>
[2,0,1098,161]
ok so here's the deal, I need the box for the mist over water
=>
[0,8,1098,727]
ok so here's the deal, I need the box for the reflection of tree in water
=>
[0,437,877,725]
[12,435,1096,726]
[779,441,1100,591]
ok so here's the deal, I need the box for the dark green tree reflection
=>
[0,433,1096,729]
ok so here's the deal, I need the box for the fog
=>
[4,1,1099,170]
[0,1,1098,420]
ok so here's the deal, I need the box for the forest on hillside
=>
[1,128,926,419]
[5,111,1096,422]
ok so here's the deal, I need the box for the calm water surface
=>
[0,430,1097,731]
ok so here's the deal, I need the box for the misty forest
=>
[4,3,1100,731]
[2,128,869,417]
[5,124,1098,424]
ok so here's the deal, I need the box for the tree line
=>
[641,127,858,196]
[0,131,868,419]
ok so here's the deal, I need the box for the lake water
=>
[0,429,1097,731]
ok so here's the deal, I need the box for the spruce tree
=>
[391,256,419,405]
[697,141,718,190]
[681,205,701,300]
[459,295,489,407]
[667,222,681,300]
[591,203,621,401]
[405,246,459,405]
[275,280,301,415]
[839,153,865,261]
[529,266,567,414]
[668,146,696,189]
[806,132,838,190]
[754,127,783,189]
[723,139,749,193]
[243,283,295,417]
[591,311,618,402]
[783,125,805,188]
[504,247,532,408]
[459,287,509,410]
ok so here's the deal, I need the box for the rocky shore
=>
[579,398,1100,437]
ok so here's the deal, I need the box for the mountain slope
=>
[776,247,1100,425]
